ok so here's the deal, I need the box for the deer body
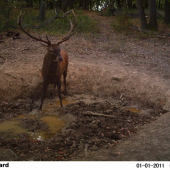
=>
[18,10,76,110]
[41,49,68,84]
[39,48,68,110]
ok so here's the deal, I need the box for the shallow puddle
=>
[43,98,74,112]
[0,115,65,140]
[0,120,27,136]
[126,107,141,113]
[31,116,65,140]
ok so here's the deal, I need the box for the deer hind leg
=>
[51,84,57,99]
[57,81,63,107]
[39,81,48,110]
[63,68,67,95]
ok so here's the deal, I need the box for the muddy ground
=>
[0,12,170,161]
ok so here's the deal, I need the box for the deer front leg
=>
[63,69,67,95]
[39,81,48,110]
[57,81,63,107]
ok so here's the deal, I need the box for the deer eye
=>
[49,49,53,53]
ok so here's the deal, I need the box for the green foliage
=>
[100,7,114,16]
[16,9,100,35]
[0,0,26,32]
[48,9,99,34]
[111,12,132,32]
[75,10,99,33]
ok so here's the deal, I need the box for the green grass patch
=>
[45,9,100,34]
[0,8,100,35]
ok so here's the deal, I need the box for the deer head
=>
[18,10,77,58]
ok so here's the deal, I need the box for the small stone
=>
[123,63,130,66]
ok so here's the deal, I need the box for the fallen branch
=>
[131,24,170,38]
[131,25,141,31]
[156,12,169,26]
[82,111,116,119]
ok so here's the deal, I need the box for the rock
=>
[105,132,120,140]
[105,109,113,114]
[123,63,130,66]
[111,77,121,82]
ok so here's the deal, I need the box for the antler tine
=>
[56,10,77,46]
[45,8,60,25]
[18,11,51,45]
[62,10,72,18]
[46,35,51,44]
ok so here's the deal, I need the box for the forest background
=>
[0,0,170,35]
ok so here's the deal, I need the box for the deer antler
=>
[18,11,51,45]
[45,8,60,25]
[56,10,77,46]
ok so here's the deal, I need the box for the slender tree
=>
[136,0,148,30]
[149,0,158,30]
[116,0,121,9]
[39,0,46,21]
[62,0,68,12]
[144,0,148,8]
[165,0,170,24]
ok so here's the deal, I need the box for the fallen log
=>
[82,111,116,119]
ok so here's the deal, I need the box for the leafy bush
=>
[100,7,114,16]
[111,12,132,32]
[75,10,99,33]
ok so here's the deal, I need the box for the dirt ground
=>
[0,12,170,161]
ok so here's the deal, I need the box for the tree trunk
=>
[47,1,54,9]
[68,0,74,9]
[136,0,148,30]
[84,0,89,10]
[165,0,170,24]
[30,0,33,7]
[25,0,29,7]
[62,0,68,12]
[144,0,148,8]
[39,0,46,21]
[25,0,33,7]
[90,0,93,10]
[149,0,158,30]
[127,0,132,9]
[122,0,124,9]
[54,0,62,10]
[158,0,161,9]
[116,0,121,10]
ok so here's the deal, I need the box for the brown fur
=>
[39,45,68,110]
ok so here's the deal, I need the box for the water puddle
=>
[0,115,65,140]
[43,98,74,112]
[0,98,74,140]
[31,116,65,140]
[0,120,27,136]
[126,107,141,113]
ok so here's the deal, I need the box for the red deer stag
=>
[18,10,77,110]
